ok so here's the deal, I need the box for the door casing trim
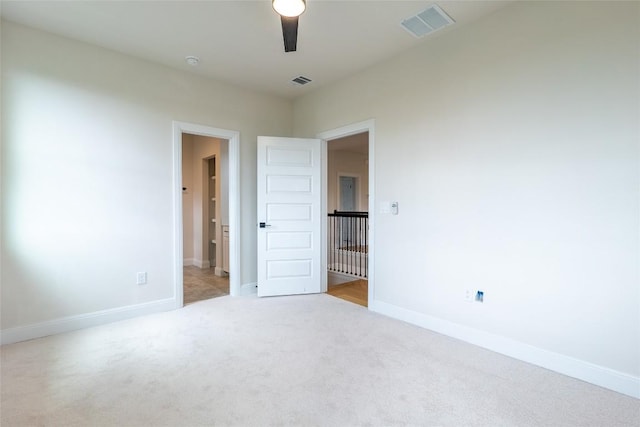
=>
[316,119,375,307]
[173,121,241,306]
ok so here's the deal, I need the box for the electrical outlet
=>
[136,272,147,285]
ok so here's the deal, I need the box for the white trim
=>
[328,271,362,286]
[227,130,241,297]
[183,259,211,268]
[173,121,241,307]
[316,119,375,305]
[321,140,328,293]
[214,267,228,277]
[370,300,640,399]
[0,298,176,345]
[193,259,210,269]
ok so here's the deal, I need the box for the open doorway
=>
[325,131,369,307]
[173,121,240,308]
[182,134,230,304]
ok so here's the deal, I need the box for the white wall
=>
[294,1,639,395]
[1,21,292,332]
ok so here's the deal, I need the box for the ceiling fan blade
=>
[280,15,299,52]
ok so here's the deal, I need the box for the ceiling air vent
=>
[401,4,455,38]
[292,76,312,86]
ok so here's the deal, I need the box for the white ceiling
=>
[0,0,511,100]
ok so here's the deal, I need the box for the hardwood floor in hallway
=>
[327,279,368,307]
[183,266,229,305]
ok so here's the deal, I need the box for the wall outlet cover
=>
[136,272,147,285]
[464,289,474,302]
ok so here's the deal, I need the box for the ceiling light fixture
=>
[185,56,200,66]
[272,0,306,17]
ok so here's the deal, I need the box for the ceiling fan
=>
[272,0,306,52]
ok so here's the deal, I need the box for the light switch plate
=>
[136,272,147,285]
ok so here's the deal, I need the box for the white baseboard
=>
[184,259,211,269]
[214,267,228,277]
[241,282,258,296]
[0,298,176,346]
[328,271,361,286]
[194,259,210,269]
[370,300,640,399]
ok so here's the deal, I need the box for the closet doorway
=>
[181,133,230,304]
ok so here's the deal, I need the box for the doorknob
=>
[259,222,272,228]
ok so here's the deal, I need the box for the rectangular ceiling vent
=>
[292,76,312,86]
[401,4,455,38]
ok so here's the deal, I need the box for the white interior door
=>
[257,136,322,297]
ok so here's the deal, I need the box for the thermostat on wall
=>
[380,201,399,215]
[391,202,399,215]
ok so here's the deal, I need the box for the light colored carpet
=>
[1,294,638,426]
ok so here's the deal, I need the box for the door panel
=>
[339,176,356,211]
[267,175,312,193]
[267,203,312,221]
[257,136,321,297]
[267,232,312,250]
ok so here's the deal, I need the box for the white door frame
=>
[317,119,375,307]
[173,121,241,307]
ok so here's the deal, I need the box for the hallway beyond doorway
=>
[327,280,367,307]
[184,266,229,305]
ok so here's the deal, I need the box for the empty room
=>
[1,1,639,425]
